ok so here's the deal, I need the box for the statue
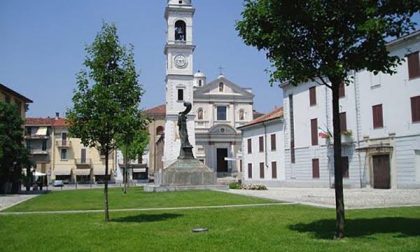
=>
[178,102,194,159]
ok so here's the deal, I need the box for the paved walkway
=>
[0,194,40,211]
[225,187,420,209]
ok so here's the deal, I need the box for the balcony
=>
[30,149,48,155]
[75,158,92,168]
[25,134,49,139]
[56,139,71,148]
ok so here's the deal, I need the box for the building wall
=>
[241,119,285,186]
[0,89,27,118]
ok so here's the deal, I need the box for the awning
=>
[93,168,111,176]
[54,167,72,175]
[132,168,146,173]
[75,169,91,176]
[35,127,48,136]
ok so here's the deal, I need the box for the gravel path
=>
[225,187,420,209]
[0,194,40,211]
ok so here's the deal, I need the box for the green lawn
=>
[1,189,419,251]
[4,188,275,212]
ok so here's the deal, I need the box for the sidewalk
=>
[0,194,40,211]
[224,187,420,209]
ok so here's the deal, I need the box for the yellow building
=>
[0,83,32,119]
[25,114,116,184]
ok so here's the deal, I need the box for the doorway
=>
[372,155,391,189]
[217,148,228,173]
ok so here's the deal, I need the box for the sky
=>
[0,0,280,117]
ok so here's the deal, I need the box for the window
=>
[239,160,242,172]
[60,149,67,160]
[342,156,349,178]
[272,161,277,179]
[408,51,420,79]
[311,118,318,146]
[15,99,22,113]
[259,136,264,152]
[312,159,320,178]
[198,80,202,87]
[42,140,47,151]
[372,104,384,128]
[5,95,10,103]
[197,108,203,120]
[248,163,252,178]
[271,134,276,151]
[309,86,316,106]
[260,162,265,179]
[156,126,164,135]
[219,82,224,92]
[239,109,244,120]
[411,96,420,122]
[247,138,252,154]
[339,81,345,98]
[177,89,184,101]
[217,106,227,120]
[340,112,347,132]
[174,20,186,41]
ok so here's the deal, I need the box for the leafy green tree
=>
[116,114,149,194]
[237,0,419,238]
[67,23,144,221]
[0,102,30,194]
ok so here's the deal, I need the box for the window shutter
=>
[272,161,277,179]
[247,138,252,154]
[312,159,320,178]
[342,156,349,178]
[339,81,345,98]
[408,52,420,79]
[259,136,264,152]
[372,104,383,128]
[411,96,420,122]
[309,86,316,106]
[259,162,264,179]
[271,134,276,151]
[248,163,252,178]
[311,118,318,145]
[340,112,347,132]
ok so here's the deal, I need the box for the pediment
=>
[209,124,237,135]
[194,76,254,99]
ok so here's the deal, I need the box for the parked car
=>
[53,180,64,187]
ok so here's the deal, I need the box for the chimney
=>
[55,112,59,120]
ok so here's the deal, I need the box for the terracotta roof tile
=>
[145,104,166,116]
[239,107,283,129]
[25,117,68,127]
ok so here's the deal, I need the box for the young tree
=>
[237,0,419,238]
[0,102,30,194]
[116,115,149,194]
[67,23,144,221]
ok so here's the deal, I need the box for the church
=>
[144,0,256,178]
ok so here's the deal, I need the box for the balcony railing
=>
[30,149,48,155]
[75,158,92,167]
[56,139,71,148]
[25,134,49,139]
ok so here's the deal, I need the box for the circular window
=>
[220,128,225,133]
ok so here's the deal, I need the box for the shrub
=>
[241,184,267,190]
[229,182,241,189]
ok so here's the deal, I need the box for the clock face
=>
[174,54,188,68]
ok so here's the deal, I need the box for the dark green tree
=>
[0,102,30,194]
[116,114,149,194]
[237,0,419,238]
[67,23,144,221]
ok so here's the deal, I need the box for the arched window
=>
[156,126,164,135]
[175,20,186,41]
[198,80,202,87]
[219,82,224,92]
[197,108,203,120]
[239,109,244,120]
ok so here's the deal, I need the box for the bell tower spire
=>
[163,0,196,168]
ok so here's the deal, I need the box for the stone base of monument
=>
[144,158,228,192]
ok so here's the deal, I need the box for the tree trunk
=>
[332,80,345,239]
[124,147,127,194]
[104,149,110,222]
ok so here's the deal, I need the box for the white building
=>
[238,107,285,186]
[281,30,420,189]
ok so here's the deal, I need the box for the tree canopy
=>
[0,102,30,193]
[66,22,145,221]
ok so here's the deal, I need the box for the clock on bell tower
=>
[163,0,196,167]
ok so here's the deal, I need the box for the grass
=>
[4,187,275,212]
[0,189,419,251]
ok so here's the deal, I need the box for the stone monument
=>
[145,103,219,192]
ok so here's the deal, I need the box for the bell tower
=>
[163,0,196,168]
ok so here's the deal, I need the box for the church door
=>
[217,148,228,173]
[372,155,391,189]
